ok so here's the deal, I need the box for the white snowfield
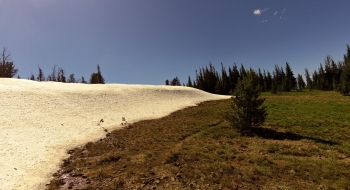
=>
[0,78,230,190]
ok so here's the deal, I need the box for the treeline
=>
[167,62,298,94]
[0,46,105,84]
[166,44,350,95]
[30,64,105,84]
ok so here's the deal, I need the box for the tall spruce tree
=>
[264,70,273,92]
[284,62,296,91]
[229,63,240,93]
[304,68,313,91]
[339,45,350,95]
[297,74,306,91]
[186,76,193,87]
[221,62,231,94]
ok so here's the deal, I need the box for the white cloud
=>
[254,8,269,15]
[254,9,261,15]
[273,11,278,16]
[282,8,286,13]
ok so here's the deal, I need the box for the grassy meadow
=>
[47,90,350,190]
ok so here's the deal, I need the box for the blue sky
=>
[1,0,349,85]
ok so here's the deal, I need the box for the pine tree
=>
[297,74,306,91]
[186,76,193,87]
[90,64,105,84]
[264,70,273,92]
[284,62,296,91]
[192,80,197,88]
[226,70,267,135]
[239,64,246,80]
[339,63,350,95]
[0,47,18,78]
[228,63,240,93]
[271,71,278,94]
[221,63,231,94]
[258,68,265,92]
[339,45,350,95]
[67,74,76,83]
[304,68,313,91]
[215,72,223,94]
[324,55,333,90]
[30,73,35,81]
[90,73,99,84]
[97,64,105,84]
[170,77,181,86]
[81,76,87,84]
[37,65,45,81]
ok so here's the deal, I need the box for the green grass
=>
[46,90,350,190]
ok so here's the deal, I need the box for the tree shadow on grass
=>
[250,127,338,145]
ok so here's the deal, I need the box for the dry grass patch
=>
[47,91,350,189]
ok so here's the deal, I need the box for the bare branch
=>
[1,47,11,64]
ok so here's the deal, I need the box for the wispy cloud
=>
[282,8,286,13]
[253,8,269,15]
[273,11,278,16]
[257,20,268,23]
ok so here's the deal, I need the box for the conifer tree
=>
[271,71,278,94]
[215,74,223,94]
[284,62,296,91]
[304,68,313,91]
[339,45,350,95]
[0,47,18,78]
[170,76,181,86]
[221,62,230,94]
[239,64,246,79]
[30,73,35,80]
[37,65,45,81]
[67,74,76,83]
[297,74,306,91]
[228,63,240,93]
[192,80,197,88]
[90,64,105,84]
[97,64,105,84]
[226,70,267,135]
[57,67,66,82]
[258,68,265,92]
[81,76,87,84]
[186,76,193,87]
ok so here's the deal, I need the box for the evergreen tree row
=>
[29,64,105,84]
[166,44,350,96]
[306,45,350,95]
[166,62,300,95]
[0,46,105,84]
